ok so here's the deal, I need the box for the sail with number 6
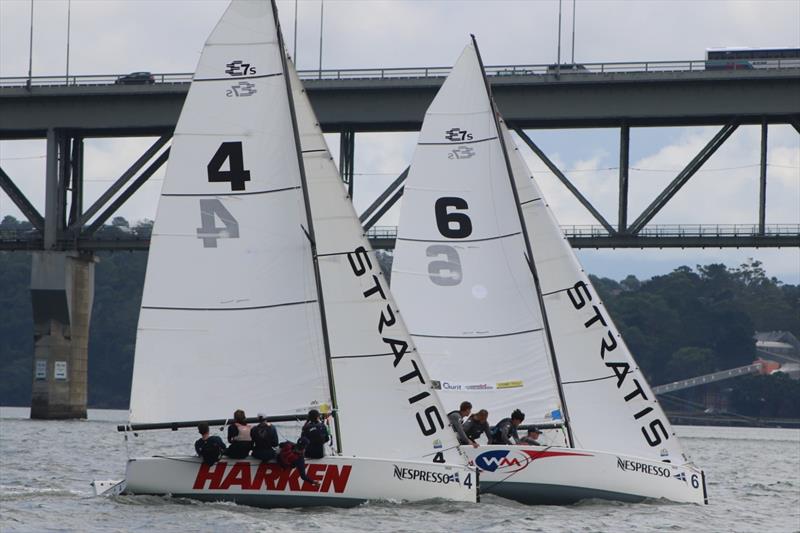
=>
[392,40,693,465]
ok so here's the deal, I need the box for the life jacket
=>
[490,418,511,443]
[252,423,278,448]
[279,441,301,465]
[233,423,252,441]
[447,410,461,419]
[301,421,327,446]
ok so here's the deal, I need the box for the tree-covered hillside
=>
[1,215,798,419]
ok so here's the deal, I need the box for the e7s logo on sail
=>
[474,450,531,473]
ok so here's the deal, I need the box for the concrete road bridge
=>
[2,58,798,418]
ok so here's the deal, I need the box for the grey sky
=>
[1,0,798,282]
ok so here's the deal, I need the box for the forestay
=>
[392,43,564,426]
[288,60,466,464]
[502,122,688,463]
[129,0,330,425]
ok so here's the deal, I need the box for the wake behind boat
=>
[391,37,707,505]
[95,0,476,507]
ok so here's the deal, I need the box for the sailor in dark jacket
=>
[462,409,492,444]
[447,401,474,447]
[195,422,227,465]
[251,413,279,462]
[300,409,329,459]
[490,409,525,445]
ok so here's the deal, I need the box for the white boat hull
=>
[123,455,477,507]
[463,445,707,505]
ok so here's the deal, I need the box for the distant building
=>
[754,331,800,379]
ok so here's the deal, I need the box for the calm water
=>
[1,407,798,533]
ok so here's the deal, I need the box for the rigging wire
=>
[658,392,775,427]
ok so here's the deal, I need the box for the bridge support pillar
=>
[29,251,97,419]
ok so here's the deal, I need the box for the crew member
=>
[194,422,226,465]
[225,409,253,459]
[462,409,492,444]
[447,401,475,447]
[251,412,279,462]
[490,409,525,445]
[519,427,542,446]
[300,409,329,459]
[278,437,319,486]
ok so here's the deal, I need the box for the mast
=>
[271,0,342,453]
[470,35,575,448]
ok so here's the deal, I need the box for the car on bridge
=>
[115,72,155,85]
[547,63,587,72]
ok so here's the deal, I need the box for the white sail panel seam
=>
[562,373,631,385]
[331,352,395,360]
[162,185,300,197]
[142,299,317,311]
[520,197,542,206]
[412,327,543,339]
[194,72,282,82]
[205,41,278,47]
[397,231,520,244]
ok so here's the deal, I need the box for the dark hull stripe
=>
[194,72,282,82]
[162,185,300,198]
[397,231,521,245]
[153,492,366,509]
[418,136,498,146]
[301,149,328,154]
[412,327,542,340]
[483,480,647,506]
[142,299,316,312]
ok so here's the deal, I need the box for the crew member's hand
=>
[471,440,479,448]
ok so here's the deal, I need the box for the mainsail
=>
[393,40,688,464]
[129,0,329,425]
[130,0,464,465]
[392,43,564,427]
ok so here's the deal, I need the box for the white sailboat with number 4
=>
[391,37,707,505]
[92,0,476,508]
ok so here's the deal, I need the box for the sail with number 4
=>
[392,40,688,465]
[128,0,465,466]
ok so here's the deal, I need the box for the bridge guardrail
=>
[2,224,798,246]
[2,58,799,88]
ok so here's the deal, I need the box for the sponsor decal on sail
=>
[431,380,520,391]
[192,462,351,493]
[346,246,447,457]
[393,465,461,484]
[566,280,671,449]
[495,380,523,389]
